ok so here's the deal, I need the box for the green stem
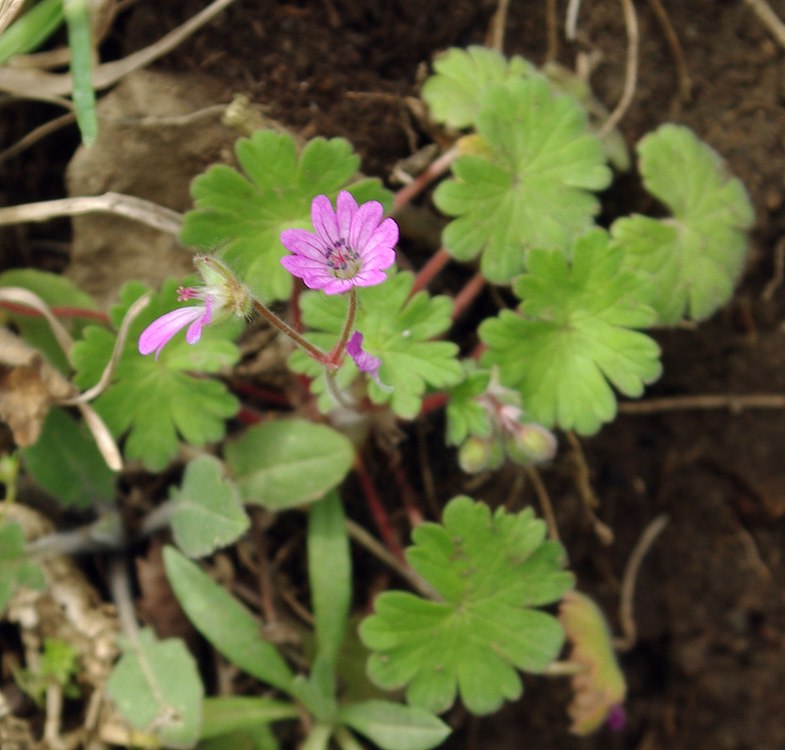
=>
[328,288,357,363]
[251,298,333,367]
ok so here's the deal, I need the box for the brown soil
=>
[3,1,785,749]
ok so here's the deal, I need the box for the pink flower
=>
[138,255,250,359]
[280,191,398,294]
[138,289,214,360]
[346,331,381,378]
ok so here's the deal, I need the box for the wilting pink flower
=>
[346,331,381,379]
[138,255,250,360]
[280,191,398,294]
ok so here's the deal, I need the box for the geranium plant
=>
[0,40,754,750]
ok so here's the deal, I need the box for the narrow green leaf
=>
[106,629,203,749]
[163,546,295,693]
[200,697,298,739]
[225,419,354,510]
[339,700,451,750]
[0,522,45,614]
[0,268,98,372]
[21,407,115,508]
[63,0,97,145]
[0,0,64,64]
[171,456,250,558]
[308,491,351,689]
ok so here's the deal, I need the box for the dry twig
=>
[0,0,236,102]
[598,0,639,138]
[744,0,785,50]
[616,514,669,651]
[488,0,512,51]
[0,192,183,235]
[619,393,785,414]
[646,0,691,100]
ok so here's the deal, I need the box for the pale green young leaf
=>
[359,496,573,715]
[163,546,296,694]
[71,281,241,472]
[613,124,754,323]
[21,407,115,508]
[339,700,451,750]
[106,629,203,749]
[421,45,537,129]
[308,491,351,690]
[180,130,391,302]
[170,456,250,558]
[444,365,492,446]
[0,522,45,615]
[288,271,462,419]
[224,420,354,510]
[434,77,611,283]
[480,229,662,435]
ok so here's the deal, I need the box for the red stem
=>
[353,454,406,564]
[420,392,448,416]
[392,146,459,213]
[0,301,110,323]
[410,247,451,295]
[451,272,486,320]
[389,460,425,527]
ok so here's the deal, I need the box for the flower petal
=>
[336,191,359,241]
[346,332,381,376]
[349,199,383,252]
[138,306,205,359]
[311,194,340,247]
[185,297,213,344]
[280,228,327,260]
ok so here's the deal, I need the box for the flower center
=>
[326,238,362,280]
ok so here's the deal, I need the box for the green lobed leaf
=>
[71,280,241,472]
[434,77,612,283]
[224,419,354,510]
[308,491,351,692]
[288,271,462,419]
[480,229,662,435]
[612,124,754,323]
[0,268,98,373]
[339,700,451,750]
[359,496,574,715]
[421,46,537,129]
[0,521,45,615]
[180,130,391,302]
[163,546,295,694]
[106,629,203,749]
[21,407,115,508]
[170,456,250,558]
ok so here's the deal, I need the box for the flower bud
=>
[458,436,504,474]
